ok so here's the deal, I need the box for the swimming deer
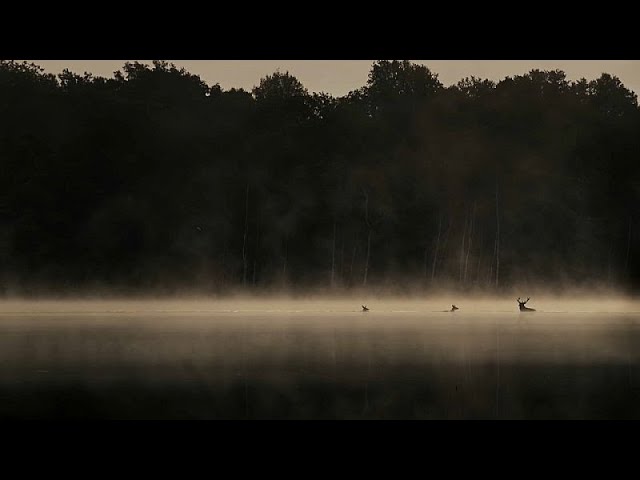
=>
[517,297,536,312]
[450,305,459,312]
[362,305,369,312]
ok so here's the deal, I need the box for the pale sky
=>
[28,60,640,97]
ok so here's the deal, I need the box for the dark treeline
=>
[1,60,639,295]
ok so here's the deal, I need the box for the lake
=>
[0,297,639,419]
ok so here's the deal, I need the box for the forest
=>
[0,60,638,295]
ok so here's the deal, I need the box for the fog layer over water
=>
[1,295,639,419]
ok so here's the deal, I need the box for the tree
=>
[1,60,639,293]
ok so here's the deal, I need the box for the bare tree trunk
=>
[476,228,484,285]
[431,213,442,282]
[221,241,227,289]
[493,235,498,287]
[495,178,500,289]
[363,229,372,287]
[350,244,357,284]
[625,215,632,275]
[252,260,257,286]
[331,220,336,288]
[488,263,493,288]
[282,235,288,285]
[464,202,476,284]
[439,221,452,280]
[340,234,345,281]
[252,209,260,286]
[423,245,429,280]
[607,241,614,288]
[242,182,249,286]
[362,189,372,287]
[459,209,468,283]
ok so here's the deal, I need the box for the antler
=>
[525,297,530,304]
[517,297,521,303]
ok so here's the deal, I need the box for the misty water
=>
[1,296,640,419]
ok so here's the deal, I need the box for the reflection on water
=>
[0,298,639,419]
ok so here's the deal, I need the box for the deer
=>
[517,297,536,312]
[362,305,369,312]
[450,305,459,312]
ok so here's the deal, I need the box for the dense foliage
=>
[1,60,638,295]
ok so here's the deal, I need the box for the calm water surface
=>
[1,298,639,419]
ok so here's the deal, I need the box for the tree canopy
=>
[0,60,638,295]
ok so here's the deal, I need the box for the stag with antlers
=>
[517,297,536,312]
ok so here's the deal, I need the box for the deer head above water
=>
[517,297,536,312]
